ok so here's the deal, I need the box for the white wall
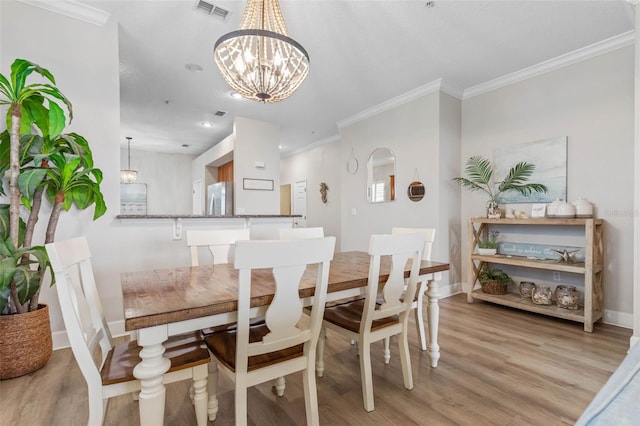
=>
[1,1,122,335]
[233,117,281,214]
[120,149,195,214]
[633,2,639,346]
[280,140,342,248]
[461,46,635,319]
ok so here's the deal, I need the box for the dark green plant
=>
[479,267,511,285]
[478,230,499,249]
[453,155,548,203]
[0,58,106,315]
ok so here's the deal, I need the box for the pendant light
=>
[213,0,309,103]
[120,136,138,184]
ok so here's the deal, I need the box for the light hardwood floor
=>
[0,294,632,426]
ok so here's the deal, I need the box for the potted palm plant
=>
[453,155,548,218]
[0,58,106,379]
[479,267,512,295]
[477,230,499,255]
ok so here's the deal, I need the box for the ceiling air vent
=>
[194,1,230,20]
[214,110,227,117]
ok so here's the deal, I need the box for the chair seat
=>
[200,317,266,336]
[204,322,304,372]
[101,331,210,385]
[323,298,399,334]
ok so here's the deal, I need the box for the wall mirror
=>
[367,148,396,203]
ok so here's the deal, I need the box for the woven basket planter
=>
[0,304,52,380]
[480,280,508,295]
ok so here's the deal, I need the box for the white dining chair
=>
[316,233,424,412]
[389,227,436,352]
[278,226,324,240]
[186,228,250,266]
[204,237,336,425]
[46,237,210,426]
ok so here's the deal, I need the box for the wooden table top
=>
[121,251,450,331]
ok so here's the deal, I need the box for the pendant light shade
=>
[120,136,138,184]
[214,0,309,103]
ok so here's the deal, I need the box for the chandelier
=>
[213,0,309,103]
[120,136,138,184]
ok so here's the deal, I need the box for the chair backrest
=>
[278,227,324,240]
[362,233,424,331]
[186,228,250,266]
[391,227,436,261]
[46,237,113,391]
[233,237,336,373]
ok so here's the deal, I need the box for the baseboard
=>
[603,310,634,329]
[438,282,463,299]
[52,319,128,351]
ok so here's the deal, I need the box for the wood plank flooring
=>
[0,294,632,426]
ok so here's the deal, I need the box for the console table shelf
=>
[467,218,604,332]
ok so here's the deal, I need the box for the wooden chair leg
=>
[192,364,208,426]
[235,381,248,426]
[275,376,286,396]
[383,337,391,364]
[316,326,326,377]
[303,363,320,426]
[398,330,414,390]
[359,340,375,412]
[207,360,219,422]
[415,285,428,351]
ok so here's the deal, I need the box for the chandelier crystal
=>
[120,136,138,184]
[213,0,309,103]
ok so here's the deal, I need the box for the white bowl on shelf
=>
[477,248,497,256]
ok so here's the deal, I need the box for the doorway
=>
[293,180,307,228]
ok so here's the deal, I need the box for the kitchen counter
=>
[116,214,301,239]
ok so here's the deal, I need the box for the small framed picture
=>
[531,204,546,218]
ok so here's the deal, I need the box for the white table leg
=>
[426,273,442,368]
[133,326,171,426]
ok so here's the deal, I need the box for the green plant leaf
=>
[14,266,41,305]
[18,168,47,200]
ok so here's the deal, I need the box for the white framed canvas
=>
[493,137,567,204]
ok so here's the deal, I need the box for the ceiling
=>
[83,0,635,156]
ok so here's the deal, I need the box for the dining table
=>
[121,250,449,426]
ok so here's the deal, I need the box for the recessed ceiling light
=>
[230,91,243,100]
[201,121,214,128]
[185,63,203,72]
[278,144,283,150]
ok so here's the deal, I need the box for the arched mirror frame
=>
[367,148,396,203]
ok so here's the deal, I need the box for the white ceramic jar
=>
[555,201,576,218]
[547,199,563,218]
[572,197,594,218]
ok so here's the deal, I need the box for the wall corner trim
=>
[463,30,635,99]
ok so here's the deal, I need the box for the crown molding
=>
[18,0,110,26]
[626,0,639,6]
[463,30,635,99]
[282,135,341,158]
[337,78,463,129]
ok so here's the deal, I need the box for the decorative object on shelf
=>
[519,281,536,299]
[531,204,546,218]
[572,197,594,218]
[213,0,309,103]
[494,137,567,203]
[555,285,580,310]
[477,230,499,255]
[407,169,425,202]
[120,136,138,184]
[555,200,576,218]
[531,285,553,305]
[0,58,106,378]
[479,267,511,295]
[498,242,585,262]
[319,182,329,204]
[551,248,579,264]
[347,147,358,175]
[546,198,563,218]
[453,155,548,218]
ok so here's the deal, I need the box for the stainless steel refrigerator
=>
[207,182,233,215]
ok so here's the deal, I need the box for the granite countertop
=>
[116,214,301,219]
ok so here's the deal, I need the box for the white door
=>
[293,180,307,228]
[192,180,203,215]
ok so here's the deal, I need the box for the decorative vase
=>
[572,197,594,218]
[0,304,53,379]
[487,199,500,218]
[477,248,497,256]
